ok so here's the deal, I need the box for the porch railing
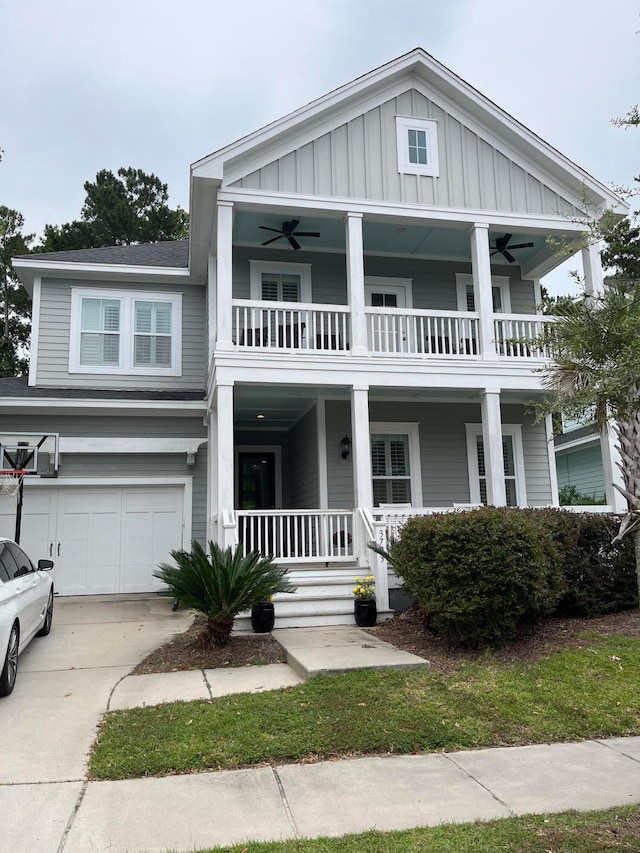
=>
[236,509,354,562]
[494,314,553,359]
[366,308,479,357]
[233,300,350,352]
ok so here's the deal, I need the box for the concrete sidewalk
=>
[33,737,640,852]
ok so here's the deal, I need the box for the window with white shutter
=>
[465,424,525,507]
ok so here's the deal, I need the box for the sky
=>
[2,0,639,295]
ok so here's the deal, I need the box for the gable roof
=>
[17,240,189,268]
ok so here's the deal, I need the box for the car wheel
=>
[0,623,19,697]
[37,591,54,637]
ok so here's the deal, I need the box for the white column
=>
[351,385,373,510]
[216,380,236,545]
[470,223,496,358]
[346,212,367,356]
[601,423,627,512]
[481,389,506,506]
[216,201,234,351]
[582,243,604,297]
[207,251,217,363]
[206,407,218,542]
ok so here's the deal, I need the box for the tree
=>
[0,207,33,376]
[38,167,188,252]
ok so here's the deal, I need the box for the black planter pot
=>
[251,601,275,633]
[354,599,377,628]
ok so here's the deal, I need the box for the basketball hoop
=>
[0,470,27,502]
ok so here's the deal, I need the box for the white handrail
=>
[236,509,354,562]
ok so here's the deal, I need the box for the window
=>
[465,424,526,507]
[456,274,511,314]
[70,289,182,376]
[364,277,413,309]
[369,422,423,507]
[395,116,440,177]
[249,261,312,302]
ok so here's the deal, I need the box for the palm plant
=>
[541,279,640,600]
[154,541,296,646]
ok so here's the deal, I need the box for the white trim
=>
[364,276,413,309]
[28,276,41,386]
[57,437,206,454]
[235,445,282,509]
[554,434,600,453]
[369,421,423,506]
[69,288,182,377]
[395,115,439,177]
[317,396,328,509]
[465,423,526,507]
[455,273,511,313]
[249,260,312,302]
[545,414,559,506]
[0,398,206,413]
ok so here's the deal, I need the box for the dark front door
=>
[238,453,276,510]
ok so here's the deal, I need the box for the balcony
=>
[232,299,553,360]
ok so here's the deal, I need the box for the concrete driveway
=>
[0,595,192,852]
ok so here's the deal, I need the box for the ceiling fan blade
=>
[283,219,300,235]
[490,250,498,257]
[497,233,513,247]
[258,226,284,234]
[506,242,534,250]
[292,232,320,238]
[288,236,301,251]
[502,250,517,264]
[261,235,285,246]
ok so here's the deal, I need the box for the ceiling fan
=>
[259,219,320,251]
[490,233,534,264]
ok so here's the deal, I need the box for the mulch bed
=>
[132,607,640,676]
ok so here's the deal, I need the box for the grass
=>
[90,634,640,779]
[161,806,640,852]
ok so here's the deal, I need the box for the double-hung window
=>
[465,424,526,507]
[369,422,423,507]
[70,289,182,376]
[249,261,312,303]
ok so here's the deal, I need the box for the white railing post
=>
[221,510,238,549]
[371,519,390,612]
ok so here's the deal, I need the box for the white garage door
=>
[0,485,185,595]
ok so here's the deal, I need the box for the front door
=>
[238,453,276,510]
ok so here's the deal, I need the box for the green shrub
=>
[390,507,563,647]
[533,509,637,616]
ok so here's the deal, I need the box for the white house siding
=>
[325,399,552,508]
[35,278,206,389]
[556,444,606,499]
[288,407,319,509]
[231,89,580,217]
[232,247,536,314]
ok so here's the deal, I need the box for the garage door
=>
[0,485,184,595]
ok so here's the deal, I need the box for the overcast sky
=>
[2,0,639,294]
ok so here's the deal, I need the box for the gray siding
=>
[231,89,580,217]
[233,247,536,314]
[36,278,206,389]
[324,400,552,508]
[556,444,605,499]
[0,414,206,439]
[289,407,319,508]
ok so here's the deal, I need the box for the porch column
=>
[351,385,373,510]
[470,223,496,358]
[545,414,560,506]
[601,423,627,512]
[206,406,218,542]
[216,380,236,546]
[216,200,234,351]
[207,251,217,364]
[481,389,506,506]
[346,212,367,356]
[582,242,604,297]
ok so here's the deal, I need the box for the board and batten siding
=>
[231,89,580,218]
[288,407,319,508]
[35,278,206,389]
[556,444,606,500]
[325,400,552,508]
[233,247,536,314]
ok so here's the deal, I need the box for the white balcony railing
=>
[494,315,553,359]
[236,509,354,563]
[233,300,350,352]
[366,308,479,357]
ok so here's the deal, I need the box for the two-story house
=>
[2,49,627,625]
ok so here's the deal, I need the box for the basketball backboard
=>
[0,433,59,477]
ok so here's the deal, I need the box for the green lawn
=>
[91,634,640,779]
[162,807,640,852]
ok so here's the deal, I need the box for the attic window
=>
[395,116,439,178]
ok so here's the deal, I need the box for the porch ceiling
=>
[232,210,551,267]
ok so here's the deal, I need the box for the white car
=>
[0,537,54,696]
